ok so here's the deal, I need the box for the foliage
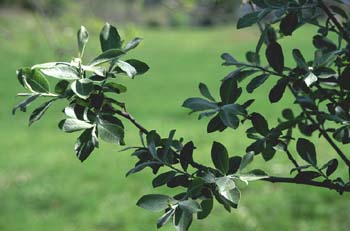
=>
[13,0,350,230]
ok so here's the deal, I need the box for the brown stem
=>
[115,110,149,134]
[317,0,350,43]
[262,176,350,193]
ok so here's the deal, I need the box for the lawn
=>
[0,10,350,231]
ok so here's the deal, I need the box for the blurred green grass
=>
[1,11,350,231]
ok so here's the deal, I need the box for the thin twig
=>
[115,110,149,134]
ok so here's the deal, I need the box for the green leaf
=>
[179,199,201,214]
[221,53,238,66]
[228,156,242,174]
[116,60,137,78]
[211,141,229,174]
[187,178,204,197]
[266,41,284,73]
[215,176,240,206]
[157,209,175,229]
[207,114,226,133]
[251,113,269,136]
[137,194,172,212]
[321,159,338,177]
[197,199,213,220]
[125,59,149,75]
[97,118,124,144]
[220,78,239,104]
[339,66,350,90]
[59,118,93,133]
[40,65,80,80]
[75,128,96,162]
[280,11,298,36]
[103,82,127,94]
[239,152,254,171]
[182,98,218,112]
[77,25,89,57]
[54,80,69,94]
[126,161,159,177]
[246,74,269,93]
[12,94,40,115]
[221,104,247,116]
[238,169,269,183]
[269,78,288,103]
[89,49,125,66]
[237,11,260,29]
[296,138,317,166]
[152,171,176,188]
[71,79,94,99]
[100,23,122,52]
[219,108,239,129]
[29,98,56,126]
[199,83,215,101]
[292,49,308,70]
[123,37,142,52]
[174,207,193,231]
[26,69,50,93]
[179,141,195,171]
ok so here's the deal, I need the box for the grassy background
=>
[1,10,350,231]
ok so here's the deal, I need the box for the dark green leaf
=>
[100,23,122,52]
[182,98,218,112]
[55,80,69,94]
[126,161,159,177]
[295,171,321,180]
[239,152,254,171]
[207,114,226,133]
[125,59,149,75]
[136,194,172,212]
[266,41,284,73]
[220,78,239,104]
[12,94,40,115]
[89,49,125,66]
[26,70,50,93]
[180,141,195,171]
[292,49,308,70]
[29,98,56,126]
[219,108,239,129]
[179,199,201,214]
[197,199,213,220]
[237,11,260,29]
[152,171,176,188]
[339,66,350,90]
[211,141,229,174]
[199,83,215,101]
[174,207,193,231]
[188,178,204,197]
[269,78,288,103]
[221,53,238,66]
[251,113,269,136]
[74,128,95,162]
[246,74,269,93]
[228,156,241,174]
[116,60,137,78]
[296,138,317,165]
[280,11,298,36]
[97,118,124,144]
[71,79,94,99]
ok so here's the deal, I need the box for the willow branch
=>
[262,176,350,193]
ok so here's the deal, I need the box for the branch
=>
[317,0,350,43]
[262,176,350,193]
[115,110,149,134]
[287,85,350,167]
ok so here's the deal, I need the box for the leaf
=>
[239,152,254,171]
[59,118,93,133]
[207,114,226,133]
[269,78,288,103]
[304,72,318,87]
[295,171,321,180]
[220,78,239,104]
[77,25,89,57]
[179,199,201,214]
[179,141,195,171]
[219,108,239,129]
[251,113,269,136]
[215,177,240,206]
[246,74,269,93]
[137,194,172,212]
[97,118,124,144]
[71,79,94,99]
[296,138,317,166]
[40,65,80,80]
[74,128,95,162]
[211,141,229,174]
[228,156,242,175]
[266,41,284,73]
[157,209,175,229]
[238,169,269,183]
[339,66,350,90]
[89,49,125,66]
[12,94,40,114]
[100,23,122,52]
[292,49,308,70]
[321,159,338,177]
[221,104,247,116]
[152,171,176,188]
[237,11,260,29]
[29,98,56,126]
[26,70,50,93]
[199,83,215,101]
[116,60,137,78]
[197,199,213,220]
[123,37,142,52]
[103,82,127,94]
[125,59,149,75]
[182,98,218,112]
[187,178,204,197]
[55,80,69,94]
[221,53,238,66]
[126,161,159,177]
[280,11,298,36]
[174,207,193,231]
